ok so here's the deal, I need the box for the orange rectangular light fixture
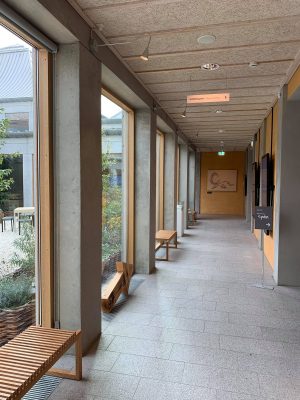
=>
[187,93,230,104]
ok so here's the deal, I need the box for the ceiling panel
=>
[111,18,300,55]
[126,43,299,72]
[71,0,300,150]
[81,0,300,37]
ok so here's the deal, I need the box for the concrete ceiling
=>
[72,0,300,151]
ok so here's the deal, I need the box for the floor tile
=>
[133,378,195,400]
[112,353,184,382]
[220,335,286,358]
[204,321,263,339]
[149,315,205,331]
[160,328,220,349]
[108,336,173,359]
[105,322,163,341]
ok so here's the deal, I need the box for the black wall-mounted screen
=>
[251,162,259,216]
[261,153,272,207]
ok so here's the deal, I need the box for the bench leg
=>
[166,241,169,261]
[48,331,82,381]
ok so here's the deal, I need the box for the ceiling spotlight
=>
[181,109,187,118]
[218,140,225,156]
[249,61,259,68]
[197,34,216,45]
[201,63,220,71]
[140,36,152,61]
[215,110,223,114]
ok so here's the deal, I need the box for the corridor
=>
[50,218,300,400]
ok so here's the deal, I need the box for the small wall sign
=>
[255,207,273,230]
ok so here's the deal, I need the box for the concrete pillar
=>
[188,151,196,211]
[135,109,156,274]
[274,85,300,286]
[245,145,253,226]
[55,43,102,352]
[164,131,177,231]
[179,144,189,230]
[23,153,33,206]
[195,152,201,215]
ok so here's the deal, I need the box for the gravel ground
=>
[0,229,19,278]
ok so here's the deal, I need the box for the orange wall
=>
[288,65,300,99]
[200,151,245,216]
[263,102,279,269]
[253,103,279,268]
[254,130,261,240]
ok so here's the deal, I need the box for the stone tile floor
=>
[49,218,300,400]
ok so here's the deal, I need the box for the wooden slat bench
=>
[0,326,82,400]
[155,230,177,261]
[101,262,133,313]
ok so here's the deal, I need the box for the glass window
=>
[101,94,130,284]
[5,112,30,133]
[156,131,165,231]
[0,25,37,345]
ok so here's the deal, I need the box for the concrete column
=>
[179,144,189,230]
[274,85,300,286]
[164,131,177,231]
[55,43,102,352]
[245,145,253,226]
[195,152,201,215]
[135,109,156,274]
[188,151,196,211]
[22,153,33,206]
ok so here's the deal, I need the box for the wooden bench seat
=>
[101,262,133,313]
[155,230,177,261]
[0,326,82,400]
[155,241,163,251]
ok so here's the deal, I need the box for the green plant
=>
[102,133,122,261]
[0,276,33,310]
[11,223,35,277]
[0,109,13,199]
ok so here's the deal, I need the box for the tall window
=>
[101,92,134,283]
[0,25,37,345]
[156,131,165,231]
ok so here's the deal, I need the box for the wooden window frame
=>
[37,50,54,327]
[176,143,180,204]
[101,88,135,268]
[0,20,54,327]
[156,130,165,231]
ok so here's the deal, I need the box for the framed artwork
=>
[207,169,237,192]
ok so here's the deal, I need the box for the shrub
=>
[0,276,33,310]
[11,223,35,277]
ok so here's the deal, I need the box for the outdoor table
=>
[14,207,35,227]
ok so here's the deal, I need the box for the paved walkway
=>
[50,218,300,400]
[0,229,19,278]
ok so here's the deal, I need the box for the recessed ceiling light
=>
[215,110,223,114]
[201,63,220,71]
[187,93,230,104]
[140,36,151,61]
[197,34,216,45]
[249,61,259,68]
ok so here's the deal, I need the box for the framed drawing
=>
[207,170,237,192]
